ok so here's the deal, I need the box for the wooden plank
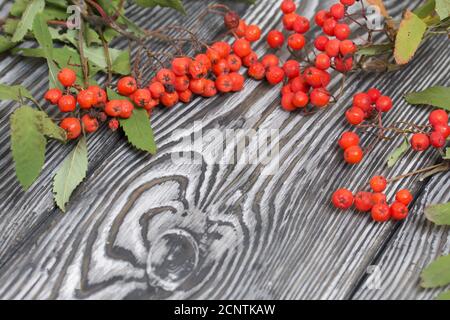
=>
[352,172,450,300]
[0,0,448,300]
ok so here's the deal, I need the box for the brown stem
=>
[78,17,89,88]
[99,29,112,87]
[388,163,450,183]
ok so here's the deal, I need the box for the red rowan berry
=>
[353,92,372,111]
[117,76,137,96]
[430,131,446,148]
[232,38,252,58]
[288,33,306,50]
[143,98,158,111]
[248,62,266,80]
[304,67,323,88]
[325,39,341,57]
[332,188,354,210]
[108,118,119,131]
[292,91,309,108]
[97,111,107,122]
[318,70,331,88]
[280,0,296,14]
[224,10,240,30]
[330,3,346,20]
[203,79,217,97]
[434,124,450,138]
[335,56,353,73]
[58,95,76,112]
[354,191,374,212]
[105,100,122,117]
[293,16,310,34]
[289,76,310,93]
[242,51,258,67]
[315,53,331,70]
[215,74,233,93]
[88,86,106,106]
[265,66,285,85]
[344,145,363,164]
[334,23,351,40]
[339,39,357,56]
[195,53,212,71]
[310,88,330,107]
[132,88,151,108]
[367,88,381,103]
[282,60,300,79]
[57,68,76,87]
[189,78,206,95]
[160,91,179,107]
[211,41,231,58]
[314,35,329,51]
[395,189,413,206]
[81,114,99,133]
[189,60,207,79]
[212,58,230,76]
[345,107,365,125]
[338,131,360,150]
[283,13,298,30]
[390,202,409,221]
[171,57,191,76]
[229,72,245,92]
[322,18,337,36]
[174,75,190,92]
[77,89,96,109]
[314,10,329,27]
[60,117,81,140]
[149,82,165,99]
[281,85,292,96]
[44,88,62,105]
[371,203,391,222]
[429,109,448,127]
[341,0,356,5]
[261,54,279,69]
[281,93,296,111]
[235,19,247,37]
[227,54,242,72]
[375,96,393,112]
[370,176,387,193]
[179,89,193,103]
[411,133,430,151]
[245,24,261,42]
[372,193,387,205]
[156,68,176,85]
[267,30,285,49]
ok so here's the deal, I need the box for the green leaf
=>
[82,46,130,74]
[0,36,16,53]
[387,138,409,167]
[36,113,67,142]
[405,86,450,110]
[11,0,45,43]
[0,83,34,102]
[134,0,186,14]
[10,106,47,190]
[421,254,450,288]
[42,6,69,21]
[425,202,450,225]
[32,12,61,89]
[111,49,131,75]
[107,88,157,154]
[436,290,450,300]
[435,0,450,20]
[3,19,20,36]
[53,136,88,212]
[444,147,450,160]
[10,0,29,17]
[394,11,427,65]
[414,0,436,19]
[357,43,393,56]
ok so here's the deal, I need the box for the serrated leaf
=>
[53,136,88,212]
[357,43,393,56]
[405,86,450,110]
[10,0,29,17]
[134,0,186,14]
[0,35,16,53]
[3,19,19,36]
[0,83,34,102]
[425,202,450,225]
[82,46,130,74]
[387,138,409,167]
[36,112,67,142]
[111,49,131,75]
[42,6,69,21]
[12,0,45,43]
[10,105,47,190]
[414,0,436,19]
[436,290,450,300]
[435,0,450,20]
[421,254,450,288]
[107,88,157,154]
[394,11,427,65]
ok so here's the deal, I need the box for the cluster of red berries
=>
[410,109,449,151]
[332,176,413,222]
[44,68,109,140]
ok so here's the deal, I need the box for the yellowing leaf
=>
[366,0,390,18]
[53,136,88,212]
[436,0,450,20]
[394,11,427,65]
[405,86,450,110]
[421,254,450,288]
[0,83,34,102]
[10,106,47,190]
[11,0,45,42]
[387,138,409,167]
[436,290,450,300]
[425,202,450,225]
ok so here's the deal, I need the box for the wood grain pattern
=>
[0,0,448,300]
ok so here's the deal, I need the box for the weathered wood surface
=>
[0,0,448,300]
